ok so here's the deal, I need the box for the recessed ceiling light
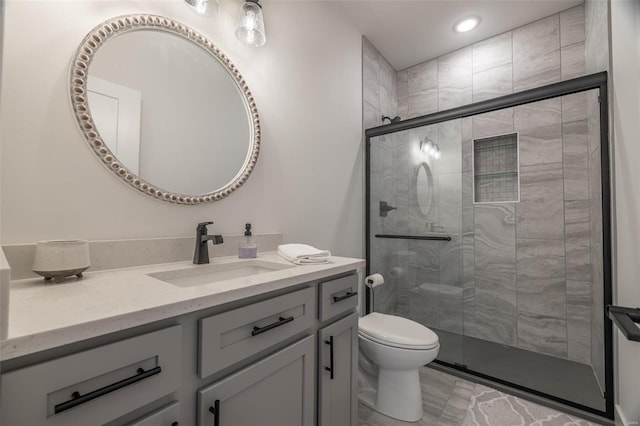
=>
[454,16,479,33]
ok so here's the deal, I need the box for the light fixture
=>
[184,0,209,15]
[454,16,479,33]
[236,0,267,47]
[420,139,441,159]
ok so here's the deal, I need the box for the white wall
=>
[0,1,364,257]
[610,0,640,423]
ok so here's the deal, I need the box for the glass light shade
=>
[236,1,266,47]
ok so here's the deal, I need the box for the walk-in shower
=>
[365,72,612,418]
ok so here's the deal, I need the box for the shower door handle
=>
[608,305,640,342]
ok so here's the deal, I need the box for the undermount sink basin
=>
[148,259,294,288]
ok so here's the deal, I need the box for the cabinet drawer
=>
[199,286,315,378]
[127,401,180,426]
[1,326,181,426]
[197,336,315,426]
[318,273,358,321]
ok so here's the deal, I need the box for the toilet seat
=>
[359,312,439,350]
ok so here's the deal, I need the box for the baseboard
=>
[616,404,638,426]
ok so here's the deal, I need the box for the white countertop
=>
[1,252,365,361]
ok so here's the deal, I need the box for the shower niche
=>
[473,133,519,203]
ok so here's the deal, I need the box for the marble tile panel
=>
[463,286,476,337]
[396,69,408,120]
[379,83,395,120]
[513,48,561,92]
[561,91,588,123]
[585,0,610,73]
[408,89,438,118]
[516,238,566,317]
[438,48,472,110]
[472,108,514,139]
[474,203,516,274]
[408,284,439,330]
[438,173,462,232]
[461,117,473,173]
[378,54,396,96]
[408,59,437,94]
[565,200,591,282]
[514,98,562,166]
[363,101,380,130]
[363,40,381,111]
[513,14,560,58]
[472,32,512,74]
[517,311,568,358]
[439,237,462,286]
[561,42,586,80]
[472,63,513,103]
[516,163,565,240]
[560,5,586,47]
[438,283,464,334]
[438,120,462,174]
[513,14,561,91]
[567,280,591,363]
[462,172,474,233]
[475,270,517,345]
[563,120,589,201]
[462,233,474,286]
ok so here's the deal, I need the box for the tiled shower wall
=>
[365,4,607,370]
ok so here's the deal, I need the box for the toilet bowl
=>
[358,312,439,422]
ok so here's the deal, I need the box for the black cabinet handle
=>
[333,291,357,303]
[324,336,334,380]
[251,316,294,336]
[171,422,179,426]
[209,399,220,426]
[54,366,161,414]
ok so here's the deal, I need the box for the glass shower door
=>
[368,119,465,366]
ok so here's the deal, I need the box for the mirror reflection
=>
[86,28,252,196]
[413,162,434,218]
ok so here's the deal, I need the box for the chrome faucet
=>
[193,221,224,264]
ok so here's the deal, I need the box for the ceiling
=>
[333,0,583,71]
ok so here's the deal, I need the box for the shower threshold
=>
[434,329,605,413]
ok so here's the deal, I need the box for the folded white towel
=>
[278,244,331,265]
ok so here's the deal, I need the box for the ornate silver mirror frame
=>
[69,14,260,204]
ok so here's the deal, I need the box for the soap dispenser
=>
[238,223,257,258]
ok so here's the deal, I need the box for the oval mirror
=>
[70,15,260,204]
[412,162,434,218]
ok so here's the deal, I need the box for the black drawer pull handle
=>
[209,399,220,426]
[54,366,162,414]
[251,316,294,336]
[324,336,334,380]
[172,422,179,426]
[333,291,357,303]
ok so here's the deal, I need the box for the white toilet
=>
[358,312,440,422]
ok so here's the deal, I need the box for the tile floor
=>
[358,367,604,426]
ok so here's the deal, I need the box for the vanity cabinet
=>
[1,326,182,426]
[1,268,362,426]
[317,272,359,426]
[126,402,180,426]
[318,313,358,426]
[197,336,315,426]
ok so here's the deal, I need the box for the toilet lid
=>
[359,312,439,350]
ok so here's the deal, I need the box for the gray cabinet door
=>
[318,313,358,426]
[197,336,315,426]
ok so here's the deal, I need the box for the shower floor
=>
[436,329,605,412]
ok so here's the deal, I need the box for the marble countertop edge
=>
[1,252,365,361]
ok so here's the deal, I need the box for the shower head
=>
[381,115,402,124]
